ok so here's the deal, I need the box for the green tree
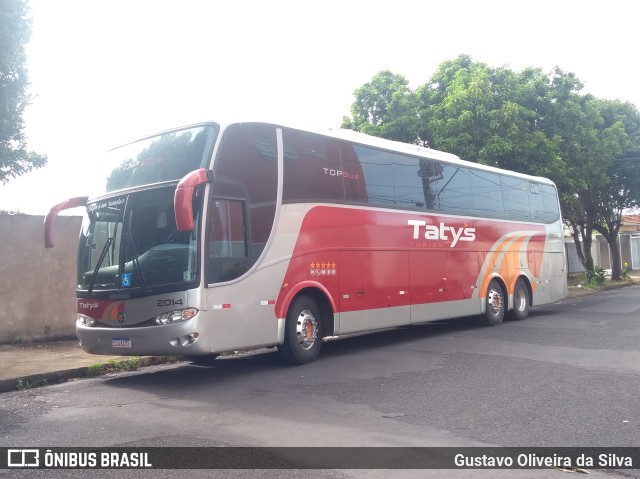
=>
[588,100,640,279]
[417,56,562,179]
[343,56,640,279]
[552,95,640,279]
[341,70,419,144]
[539,73,603,272]
[592,154,640,280]
[0,0,46,183]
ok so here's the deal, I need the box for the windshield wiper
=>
[124,212,150,294]
[88,237,114,294]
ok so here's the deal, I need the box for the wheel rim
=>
[514,286,527,312]
[487,288,503,317]
[296,309,318,351]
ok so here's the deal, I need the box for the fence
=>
[565,233,640,274]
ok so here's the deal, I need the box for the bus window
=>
[528,182,545,222]
[105,126,214,194]
[391,153,425,209]
[542,184,560,223]
[501,176,531,221]
[209,124,277,283]
[207,199,249,283]
[282,130,344,203]
[340,142,368,204]
[434,164,473,216]
[353,145,395,206]
[470,170,504,218]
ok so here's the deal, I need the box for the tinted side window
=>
[542,184,560,223]
[209,124,277,283]
[528,182,546,222]
[434,164,473,216]
[391,153,426,209]
[501,176,531,221]
[470,170,504,218]
[207,199,248,283]
[282,130,344,203]
[416,159,442,210]
[340,142,368,204]
[353,146,395,206]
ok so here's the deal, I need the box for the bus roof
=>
[223,120,556,186]
[118,119,556,186]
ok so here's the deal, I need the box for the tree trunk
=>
[568,219,594,271]
[592,207,623,281]
[569,224,586,269]
[608,234,622,280]
[583,231,594,271]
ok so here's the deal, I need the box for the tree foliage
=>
[0,0,46,183]
[343,55,640,279]
[417,56,564,180]
[554,97,640,279]
[341,70,419,144]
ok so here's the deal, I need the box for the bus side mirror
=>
[175,169,212,231]
[44,196,88,248]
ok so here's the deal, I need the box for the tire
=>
[278,295,323,365]
[481,279,505,326]
[185,354,219,366]
[508,278,530,321]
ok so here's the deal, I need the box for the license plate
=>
[112,338,132,348]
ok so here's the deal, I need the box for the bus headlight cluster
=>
[77,314,95,327]
[154,308,199,325]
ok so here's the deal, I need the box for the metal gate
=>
[631,236,640,270]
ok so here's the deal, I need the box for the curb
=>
[600,281,639,292]
[0,356,183,394]
[568,280,637,297]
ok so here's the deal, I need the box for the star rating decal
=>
[309,261,337,276]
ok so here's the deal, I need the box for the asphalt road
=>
[2,285,640,479]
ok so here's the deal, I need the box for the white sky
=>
[1,0,639,214]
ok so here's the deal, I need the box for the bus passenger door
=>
[338,251,367,333]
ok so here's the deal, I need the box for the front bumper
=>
[76,316,210,356]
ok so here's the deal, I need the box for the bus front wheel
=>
[278,295,323,365]
[481,279,505,326]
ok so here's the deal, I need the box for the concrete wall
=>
[597,235,612,270]
[0,214,82,343]
[566,234,640,274]
[565,239,600,274]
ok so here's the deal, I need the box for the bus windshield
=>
[102,124,217,194]
[77,186,201,293]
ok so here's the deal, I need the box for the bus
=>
[44,121,567,365]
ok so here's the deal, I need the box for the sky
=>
[1,0,639,215]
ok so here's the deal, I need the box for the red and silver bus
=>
[45,121,567,364]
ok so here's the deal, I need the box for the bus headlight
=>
[154,308,199,325]
[77,314,95,327]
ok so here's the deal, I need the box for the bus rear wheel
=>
[508,278,530,321]
[481,279,505,326]
[278,295,323,365]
